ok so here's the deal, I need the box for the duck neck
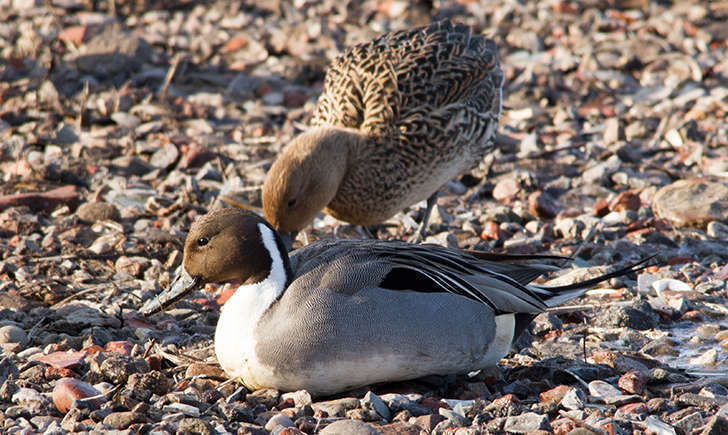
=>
[244,223,293,296]
[299,126,361,190]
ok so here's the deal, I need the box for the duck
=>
[262,19,504,243]
[140,208,648,396]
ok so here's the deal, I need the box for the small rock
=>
[281,390,312,407]
[311,397,360,417]
[52,378,105,414]
[177,418,214,435]
[603,118,623,145]
[163,402,201,417]
[0,325,27,345]
[644,415,677,435]
[319,419,380,434]
[528,191,559,219]
[493,178,520,201]
[439,407,470,427]
[102,411,147,429]
[150,144,180,169]
[707,221,728,239]
[609,191,641,212]
[410,414,444,432]
[673,411,704,434]
[265,413,295,431]
[539,385,571,403]
[76,202,121,223]
[690,349,718,367]
[0,357,20,382]
[246,388,280,408]
[701,415,728,435]
[618,371,648,395]
[593,303,658,330]
[362,391,391,421]
[652,179,728,227]
[561,388,586,411]
[503,412,551,433]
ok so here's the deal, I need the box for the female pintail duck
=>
[140,208,648,395]
[262,19,504,243]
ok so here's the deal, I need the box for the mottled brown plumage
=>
[263,19,503,237]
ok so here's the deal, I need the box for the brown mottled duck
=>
[262,19,504,243]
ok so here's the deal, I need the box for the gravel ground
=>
[1,0,728,433]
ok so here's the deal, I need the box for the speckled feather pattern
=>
[311,20,504,224]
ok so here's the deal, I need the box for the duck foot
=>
[409,193,438,244]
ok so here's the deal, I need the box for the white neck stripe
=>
[258,223,287,297]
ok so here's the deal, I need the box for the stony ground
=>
[1,0,728,434]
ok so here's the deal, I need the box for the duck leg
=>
[409,193,438,244]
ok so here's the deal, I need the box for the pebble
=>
[561,388,586,411]
[102,411,148,429]
[265,413,295,431]
[361,391,391,421]
[163,402,201,417]
[503,412,551,433]
[673,411,704,434]
[618,371,648,395]
[76,202,121,223]
[0,325,27,345]
[652,180,728,227]
[439,407,470,427]
[311,397,361,417]
[319,419,380,434]
[690,349,718,367]
[52,377,105,413]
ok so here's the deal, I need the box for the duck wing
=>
[312,20,503,140]
[290,239,650,315]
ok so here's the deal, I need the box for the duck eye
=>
[287,198,296,207]
[197,237,209,246]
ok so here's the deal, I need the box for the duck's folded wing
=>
[372,243,651,315]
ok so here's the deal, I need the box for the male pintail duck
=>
[262,19,504,243]
[140,208,648,395]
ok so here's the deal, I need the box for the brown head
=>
[139,208,292,315]
[262,127,356,234]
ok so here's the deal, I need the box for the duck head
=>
[140,208,291,315]
[262,127,357,237]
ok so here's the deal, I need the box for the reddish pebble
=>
[618,371,648,395]
[58,25,87,46]
[45,366,79,380]
[609,190,641,212]
[146,355,162,371]
[221,35,249,53]
[34,351,87,369]
[492,394,519,407]
[277,397,295,409]
[278,428,305,435]
[618,402,648,415]
[528,191,559,219]
[420,396,447,412]
[480,221,502,240]
[105,341,133,355]
[80,345,105,355]
[53,377,106,414]
[593,199,610,217]
[540,385,572,403]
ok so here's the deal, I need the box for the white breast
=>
[214,224,287,388]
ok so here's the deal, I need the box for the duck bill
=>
[139,267,201,316]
